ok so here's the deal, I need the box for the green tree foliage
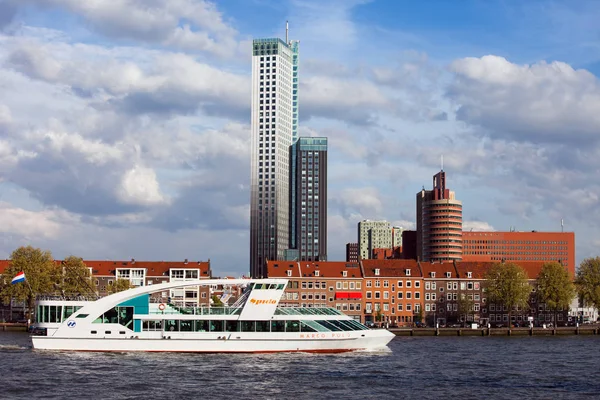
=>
[108,279,133,294]
[211,295,224,307]
[58,256,97,297]
[0,246,57,319]
[537,262,575,326]
[575,257,600,310]
[485,262,532,328]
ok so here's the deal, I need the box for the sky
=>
[0,0,599,277]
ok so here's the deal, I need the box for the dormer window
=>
[445,272,451,278]
[467,272,472,278]
[375,269,380,276]
[430,272,436,278]
[315,271,320,277]
[342,271,348,277]
[286,270,292,277]
[406,269,411,276]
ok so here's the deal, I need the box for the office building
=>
[416,170,463,262]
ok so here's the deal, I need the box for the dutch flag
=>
[11,271,25,284]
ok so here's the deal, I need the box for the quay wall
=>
[390,327,600,337]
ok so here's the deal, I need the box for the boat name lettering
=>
[299,333,351,339]
[249,298,277,305]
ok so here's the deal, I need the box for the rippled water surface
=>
[1,332,599,399]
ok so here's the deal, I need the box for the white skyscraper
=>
[250,29,299,278]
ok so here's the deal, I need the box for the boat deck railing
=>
[149,306,243,316]
[274,307,344,316]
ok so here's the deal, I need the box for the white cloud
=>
[27,0,238,57]
[118,165,167,206]
[449,55,600,143]
[0,202,69,239]
[463,220,495,232]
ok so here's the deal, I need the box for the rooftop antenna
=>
[286,20,289,44]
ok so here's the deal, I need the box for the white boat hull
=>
[32,330,394,353]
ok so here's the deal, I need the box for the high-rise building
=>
[290,137,328,261]
[358,220,393,260]
[416,170,463,262]
[249,32,300,278]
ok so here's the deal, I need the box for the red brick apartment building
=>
[266,260,364,321]
[361,260,423,327]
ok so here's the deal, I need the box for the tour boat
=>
[31,279,395,353]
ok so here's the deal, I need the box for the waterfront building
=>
[462,231,575,275]
[266,260,363,322]
[249,31,300,278]
[361,259,423,327]
[358,220,393,260]
[290,137,328,261]
[345,243,358,263]
[416,170,463,262]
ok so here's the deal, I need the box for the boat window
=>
[277,284,285,290]
[63,305,81,320]
[254,283,264,289]
[256,321,270,332]
[241,321,255,332]
[226,321,239,332]
[269,284,277,289]
[143,321,162,331]
[316,320,342,331]
[76,314,89,318]
[271,320,285,332]
[285,320,300,332]
[195,320,209,332]
[91,331,97,334]
[301,320,329,332]
[165,320,178,332]
[210,321,224,332]
[180,320,193,332]
[119,331,126,334]
[105,331,111,334]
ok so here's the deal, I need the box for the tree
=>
[575,257,600,311]
[58,256,97,297]
[0,246,58,320]
[108,279,133,294]
[485,262,532,328]
[211,295,224,307]
[537,262,576,327]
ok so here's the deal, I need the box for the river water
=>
[1,332,599,399]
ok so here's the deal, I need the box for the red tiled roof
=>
[267,261,362,278]
[361,259,422,277]
[419,262,458,278]
[0,259,211,278]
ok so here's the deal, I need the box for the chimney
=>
[131,258,135,264]
[184,258,188,264]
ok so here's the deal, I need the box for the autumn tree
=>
[108,278,133,294]
[485,262,532,328]
[0,246,58,320]
[575,257,600,311]
[536,262,576,326]
[58,256,97,297]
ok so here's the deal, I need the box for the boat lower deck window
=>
[105,331,111,334]
[91,331,97,334]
